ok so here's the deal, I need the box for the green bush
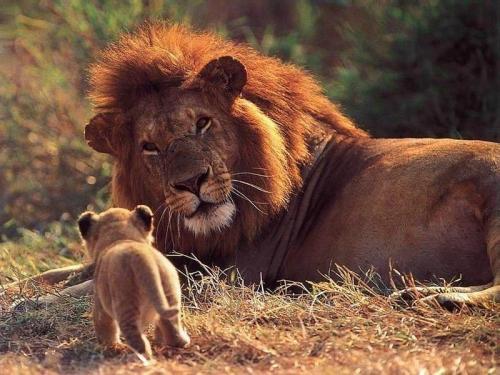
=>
[331,0,499,140]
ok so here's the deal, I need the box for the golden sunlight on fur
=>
[84,22,367,261]
[80,22,500,309]
[77,205,190,358]
[4,22,498,312]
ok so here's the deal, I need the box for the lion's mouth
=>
[183,200,236,236]
[185,201,218,218]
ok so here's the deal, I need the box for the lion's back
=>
[280,137,497,285]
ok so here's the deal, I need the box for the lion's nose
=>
[172,169,209,195]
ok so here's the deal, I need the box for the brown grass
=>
[1,251,499,374]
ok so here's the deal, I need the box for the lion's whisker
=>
[231,172,274,178]
[251,167,271,172]
[231,188,267,215]
[153,203,166,245]
[153,202,166,217]
[232,179,271,194]
[231,188,269,205]
[226,194,239,214]
[156,206,168,248]
[176,213,181,241]
[165,210,174,251]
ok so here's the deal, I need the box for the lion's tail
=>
[131,253,178,319]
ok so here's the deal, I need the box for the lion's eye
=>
[196,117,212,134]
[142,142,159,154]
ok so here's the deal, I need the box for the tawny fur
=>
[78,205,189,358]
[86,22,367,262]
[80,23,500,309]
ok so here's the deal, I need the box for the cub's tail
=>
[131,252,178,319]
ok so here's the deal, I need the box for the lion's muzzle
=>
[163,137,235,235]
[171,167,210,196]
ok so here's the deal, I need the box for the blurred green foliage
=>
[0,0,498,238]
[331,0,499,139]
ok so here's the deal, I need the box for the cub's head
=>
[77,205,154,259]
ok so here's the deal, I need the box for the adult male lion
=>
[10,23,499,308]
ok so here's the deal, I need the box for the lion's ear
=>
[133,205,154,232]
[198,56,247,97]
[77,211,98,240]
[84,113,118,156]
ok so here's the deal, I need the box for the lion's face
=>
[86,54,294,243]
[134,89,239,235]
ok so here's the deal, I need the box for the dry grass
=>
[0,244,498,374]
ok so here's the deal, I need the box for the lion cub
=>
[77,205,190,358]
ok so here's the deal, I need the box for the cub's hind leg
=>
[93,296,120,347]
[116,307,152,359]
[155,311,190,348]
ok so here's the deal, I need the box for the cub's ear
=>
[84,113,118,156]
[134,205,154,232]
[77,211,98,239]
[198,56,247,97]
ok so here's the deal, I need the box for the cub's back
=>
[94,242,161,311]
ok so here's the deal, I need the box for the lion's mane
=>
[88,23,368,260]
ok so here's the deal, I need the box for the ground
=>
[0,232,498,374]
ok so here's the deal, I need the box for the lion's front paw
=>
[389,287,432,306]
[9,296,50,312]
[416,293,471,311]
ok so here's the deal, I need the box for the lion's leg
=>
[11,280,94,311]
[390,283,492,302]
[429,211,500,309]
[394,205,500,309]
[4,263,95,311]
[64,263,95,286]
[418,285,500,309]
[486,211,500,287]
[391,282,499,310]
[2,264,86,293]
[36,279,94,303]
